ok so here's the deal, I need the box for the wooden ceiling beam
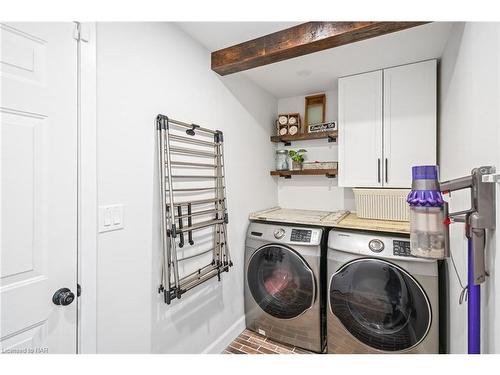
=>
[211,22,429,75]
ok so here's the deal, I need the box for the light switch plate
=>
[99,204,124,233]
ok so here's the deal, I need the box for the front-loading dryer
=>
[327,228,439,354]
[245,221,326,353]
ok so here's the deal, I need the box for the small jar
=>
[275,150,289,171]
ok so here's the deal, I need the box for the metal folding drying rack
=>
[156,114,232,304]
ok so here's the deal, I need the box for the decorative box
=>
[276,113,301,136]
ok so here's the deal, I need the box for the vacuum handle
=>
[471,227,486,285]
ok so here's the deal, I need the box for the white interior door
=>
[338,70,383,187]
[383,60,437,188]
[1,22,78,354]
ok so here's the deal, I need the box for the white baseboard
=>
[202,315,245,354]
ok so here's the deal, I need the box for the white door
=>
[1,22,78,354]
[383,60,437,188]
[338,70,383,187]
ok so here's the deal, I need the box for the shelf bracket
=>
[282,141,291,146]
[327,135,337,143]
[326,173,337,178]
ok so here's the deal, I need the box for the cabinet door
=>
[383,60,437,187]
[339,70,383,187]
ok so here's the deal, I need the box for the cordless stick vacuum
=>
[407,165,496,354]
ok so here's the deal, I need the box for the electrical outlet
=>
[99,204,124,233]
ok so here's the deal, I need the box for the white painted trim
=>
[202,316,245,354]
[77,22,98,354]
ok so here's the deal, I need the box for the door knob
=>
[52,288,75,306]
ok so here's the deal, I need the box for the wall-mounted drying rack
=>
[156,114,232,305]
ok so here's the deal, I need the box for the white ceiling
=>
[176,22,301,51]
[178,22,457,98]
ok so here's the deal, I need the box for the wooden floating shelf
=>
[270,131,337,145]
[270,168,337,179]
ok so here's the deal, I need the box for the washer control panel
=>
[393,240,411,257]
[249,224,322,246]
[290,229,312,243]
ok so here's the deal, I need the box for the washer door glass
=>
[329,258,431,352]
[247,244,315,319]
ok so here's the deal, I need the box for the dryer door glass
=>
[247,245,315,319]
[329,258,431,352]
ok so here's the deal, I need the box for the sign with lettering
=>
[307,121,337,133]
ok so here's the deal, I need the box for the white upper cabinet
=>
[338,70,383,187]
[339,60,437,188]
[383,60,437,187]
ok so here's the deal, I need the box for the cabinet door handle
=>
[377,158,381,183]
[385,158,388,183]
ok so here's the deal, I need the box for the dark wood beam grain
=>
[211,22,429,75]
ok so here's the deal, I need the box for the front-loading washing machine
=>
[245,221,326,353]
[327,228,439,354]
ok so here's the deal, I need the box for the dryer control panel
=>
[328,229,436,264]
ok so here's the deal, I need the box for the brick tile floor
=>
[222,329,314,354]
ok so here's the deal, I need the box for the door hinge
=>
[73,22,89,43]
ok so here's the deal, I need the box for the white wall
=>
[439,22,500,354]
[276,90,355,211]
[96,22,278,353]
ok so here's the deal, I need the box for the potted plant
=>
[288,149,307,170]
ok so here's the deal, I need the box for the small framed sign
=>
[304,94,326,133]
[307,121,337,133]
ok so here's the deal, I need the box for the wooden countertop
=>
[249,207,410,234]
[333,213,410,234]
[249,207,349,226]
